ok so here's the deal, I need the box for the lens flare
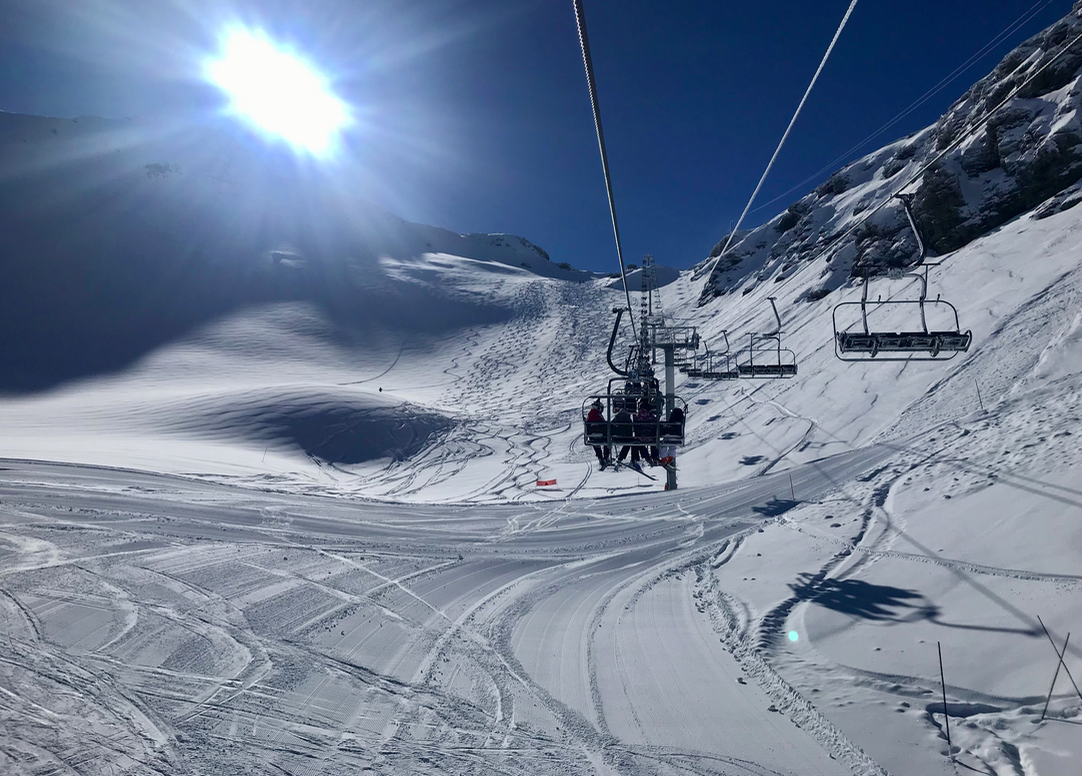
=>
[206,29,350,156]
[788,631,799,642]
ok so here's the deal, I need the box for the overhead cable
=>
[749,0,1059,217]
[704,0,862,287]
[770,27,1082,288]
[573,0,638,342]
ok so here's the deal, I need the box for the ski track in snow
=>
[0,448,892,776]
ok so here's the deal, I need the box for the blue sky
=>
[0,0,1070,272]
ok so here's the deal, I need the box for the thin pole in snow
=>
[938,641,952,754]
[975,379,985,412]
[1040,631,1070,721]
[1039,615,1082,702]
[789,474,796,502]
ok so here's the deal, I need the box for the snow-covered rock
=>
[698,1,1082,304]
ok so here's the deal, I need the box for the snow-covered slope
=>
[0,109,587,396]
[634,7,1082,771]
[1,5,1082,774]
[0,110,617,482]
[0,110,678,496]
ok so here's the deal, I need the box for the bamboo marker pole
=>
[1041,632,1070,721]
[1038,615,1082,702]
[938,642,951,755]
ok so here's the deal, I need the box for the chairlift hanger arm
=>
[895,193,928,269]
[766,297,783,336]
[606,307,630,377]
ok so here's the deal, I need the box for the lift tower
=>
[637,255,699,491]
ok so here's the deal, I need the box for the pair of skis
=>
[600,459,662,480]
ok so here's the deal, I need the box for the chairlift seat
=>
[581,392,687,448]
[702,369,739,380]
[610,426,633,442]
[634,422,660,445]
[832,198,972,364]
[659,421,684,445]
[733,299,799,379]
[837,330,972,357]
[738,363,798,378]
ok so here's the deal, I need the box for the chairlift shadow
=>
[792,568,1044,637]
[924,701,1004,718]
[752,497,800,517]
[789,572,936,622]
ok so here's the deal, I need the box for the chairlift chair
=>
[833,194,972,362]
[737,298,798,378]
[700,331,740,379]
[582,380,688,450]
[703,355,741,380]
[682,346,711,378]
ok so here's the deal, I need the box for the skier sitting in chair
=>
[585,399,611,467]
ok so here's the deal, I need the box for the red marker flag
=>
[536,478,557,487]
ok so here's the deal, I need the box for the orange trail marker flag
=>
[536,478,557,487]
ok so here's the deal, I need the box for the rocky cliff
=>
[698,1,1082,305]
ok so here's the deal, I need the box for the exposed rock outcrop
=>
[699,2,1082,305]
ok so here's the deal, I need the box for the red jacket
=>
[586,407,604,423]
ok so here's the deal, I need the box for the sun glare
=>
[206,29,351,156]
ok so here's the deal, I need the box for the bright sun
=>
[206,30,351,156]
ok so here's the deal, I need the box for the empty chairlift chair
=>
[737,298,798,378]
[701,331,741,380]
[703,355,741,379]
[833,194,972,361]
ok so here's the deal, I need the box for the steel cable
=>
[748,0,1058,218]
[703,0,862,290]
[762,25,1082,300]
[573,0,638,343]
